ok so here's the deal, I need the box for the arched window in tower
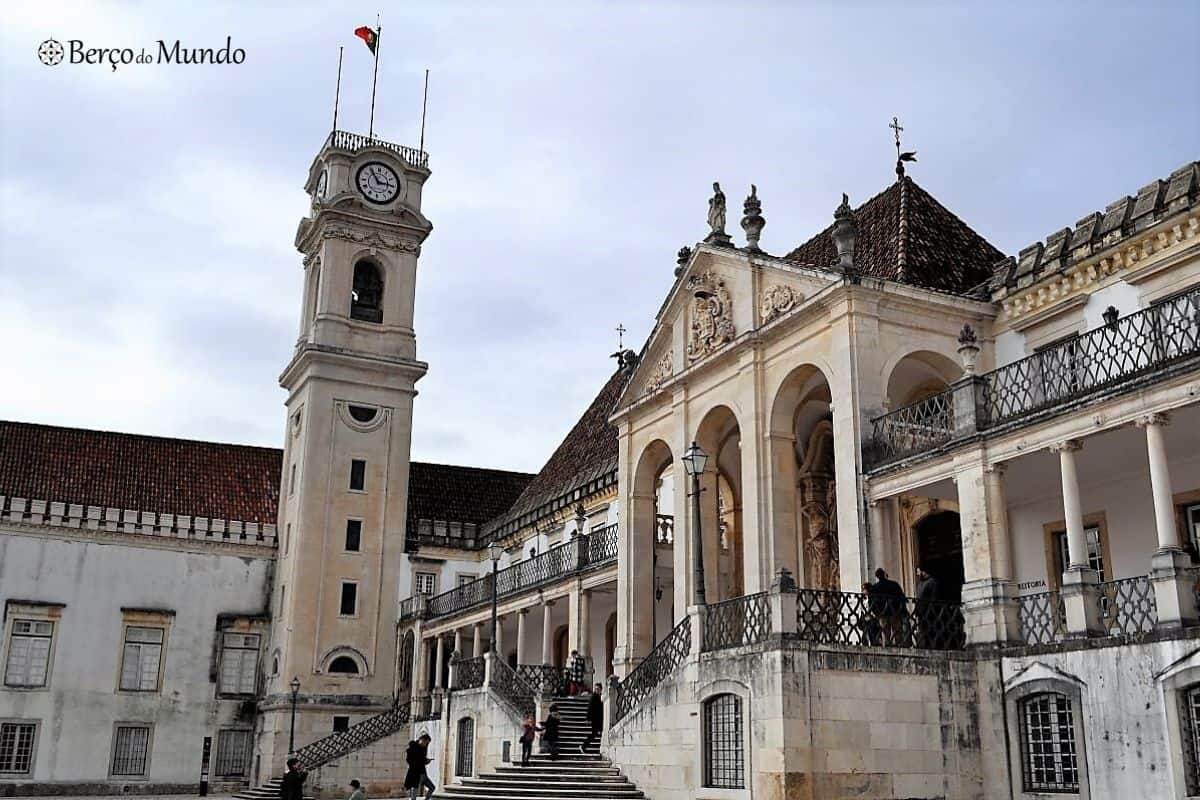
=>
[328,655,360,675]
[350,260,384,323]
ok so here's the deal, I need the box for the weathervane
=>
[891,116,917,178]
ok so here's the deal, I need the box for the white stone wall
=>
[0,527,273,787]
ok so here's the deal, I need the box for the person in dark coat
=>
[914,566,942,649]
[873,568,907,646]
[404,733,435,800]
[581,683,604,752]
[279,758,307,800]
[540,705,562,760]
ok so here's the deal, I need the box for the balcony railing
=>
[868,287,1200,468]
[1097,575,1158,638]
[452,655,485,691]
[702,592,770,651]
[421,525,618,621]
[326,129,429,169]
[1017,590,1066,646]
[612,615,691,723]
[795,588,965,650]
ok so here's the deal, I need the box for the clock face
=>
[315,169,328,199]
[355,161,400,204]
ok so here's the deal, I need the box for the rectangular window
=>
[1019,692,1078,792]
[345,520,362,552]
[214,728,252,777]
[0,722,37,775]
[1179,685,1200,795]
[285,524,291,555]
[333,715,350,733]
[1052,526,1106,580]
[219,633,260,696]
[1186,502,1200,554]
[349,459,366,491]
[457,574,477,588]
[119,627,164,692]
[278,585,286,618]
[110,724,151,776]
[414,572,437,596]
[4,620,53,688]
[289,463,297,495]
[340,583,358,616]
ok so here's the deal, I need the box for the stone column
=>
[542,600,555,665]
[955,458,1021,644]
[413,632,428,694]
[452,628,463,661]
[1140,413,1197,627]
[516,609,528,664]
[496,614,504,656]
[1052,440,1104,637]
[579,589,592,658]
[433,635,446,689]
[472,622,482,657]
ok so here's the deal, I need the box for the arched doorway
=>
[397,630,414,702]
[914,510,964,604]
[553,625,569,668]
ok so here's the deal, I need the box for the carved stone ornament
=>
[760,284,800,323]
[686,272,735,363]
[321,223,421,253]
[645,351,673,394]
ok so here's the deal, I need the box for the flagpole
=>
[419,69,429,153]
[368,17,381,140]
[332,46,344,133]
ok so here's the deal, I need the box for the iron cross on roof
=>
[615,323,627,350]
[891,116,917,176]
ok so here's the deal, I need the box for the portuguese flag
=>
[354,26,379,54]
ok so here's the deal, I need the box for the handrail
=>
[612,616,691,723]
[489,657,536,719]
[294,701,411,768]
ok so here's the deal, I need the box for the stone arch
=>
[350,257,385,323]
[882,350,962,411]
[694,405,745,602]
[630,439,674,658]
[319,645,369,676]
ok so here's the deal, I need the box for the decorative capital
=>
[1136,412,1170,428]
[1049,439,1083,454]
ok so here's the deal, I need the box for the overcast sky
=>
[1,1,1197,473]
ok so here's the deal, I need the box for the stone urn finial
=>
[675,245,692,277]
[831,193,856,272]
[957,323,981,376]
[741,184,765,252]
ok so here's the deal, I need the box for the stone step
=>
[439,788,643,800]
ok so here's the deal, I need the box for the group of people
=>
[520,682,604,765]
[859,566,957,649]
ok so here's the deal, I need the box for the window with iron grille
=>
[457,574,477,588]
[119,627,164,692]
[0,722,37,774]
[214,728,252,777]
[455,717,475,777]
[415,572,437,596]
[110,724,152,776]
[1180,684,1200,796]
[219,633,260,696]
[1019,692,1079,792]
[4,620,53,688]
[703,693,744,789]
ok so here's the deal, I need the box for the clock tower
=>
[259,130,431,771]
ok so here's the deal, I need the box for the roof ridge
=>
[409,460,534,478]
[895,176,910,281]
[0,419,282,453]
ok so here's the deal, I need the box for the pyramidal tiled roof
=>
[0,419,531,532]
[785,176,1005,296]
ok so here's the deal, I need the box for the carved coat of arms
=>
[686,272,735,363]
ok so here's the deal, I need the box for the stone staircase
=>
[231,776,282,800]
[438,695,645,800]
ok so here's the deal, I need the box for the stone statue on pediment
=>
[705,182,732,246]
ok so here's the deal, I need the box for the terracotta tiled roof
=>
[785,177,1005,295]
[485,362,633,538]
[0,420,533,533]
[0,420,283,524]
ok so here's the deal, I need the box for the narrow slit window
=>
[345,520,362,552]
[340,583,358,616]
[350,459,366,491]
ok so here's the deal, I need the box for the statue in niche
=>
[798,420,839,591]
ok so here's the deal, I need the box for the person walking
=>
[915,566,942,649]
[347,779,365,800]
[404,733,435,800]
[540,704,562,760]
[279,759,307,800]
[872,568,906,646]
[581,683,604,753]
[519,714,538,767]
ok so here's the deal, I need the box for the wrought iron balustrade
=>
[613,615,691,723]
[1016,590,1066,646]
[489,658,536,718]
[295,701,411,769]
[1096,575,1158,638]
[516,664,569,697]
[868,286,1200,469]
[702,592,771,651]
[422,524,619,621]
[795,588,965,650]
[326,129,429,168]
[452,655,485,690]
[399,596,416,621]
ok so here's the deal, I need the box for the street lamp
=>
[288,676,301,755]
[488,541,503,653]
[681,441,709,606]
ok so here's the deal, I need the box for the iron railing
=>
[794,588,965,650]
[294,701,411,769]
[1017,590,1066,646]
[489,658,536,718]
[423,525,618,620]
[399,596,418,621]
[702,592,771,651]
[452,656,485,691]
[868,287,1200,468]
[516,664,569,697]
[326,129,429,168]
[1097,575,1158,638]
[613,616,691,723]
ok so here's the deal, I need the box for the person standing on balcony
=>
[873,568,906,646]
[915,566,941,649]
[404,733,435,800]
[280,759,307,800]
[581,683,604,752]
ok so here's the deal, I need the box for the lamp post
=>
[681,441,709,606]
[488,542,502,653]
[287,676,301,755]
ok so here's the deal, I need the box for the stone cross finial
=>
[675,245,692,277]
[704,182,732,246]
[741,184,765,252]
